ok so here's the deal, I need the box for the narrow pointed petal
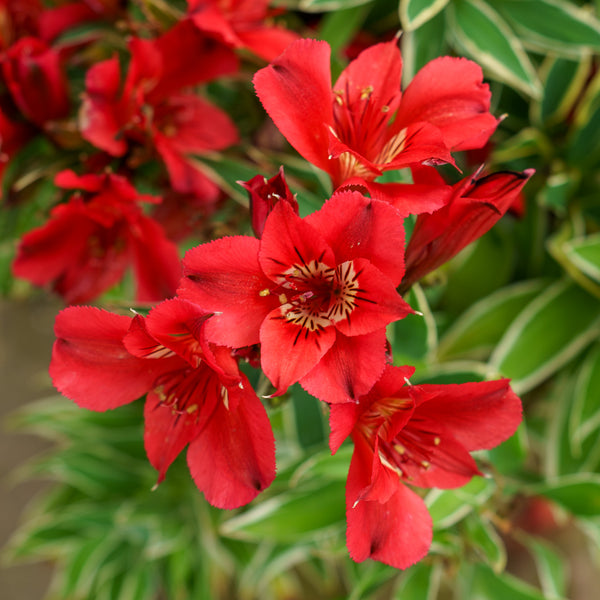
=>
[187,381,276,509]
[253,39,333,173]
[50,307,157,410]
[180,236,276,347]
[394,57,497,151]
[236,27,300,62]
[306,191,406,283]
[300,329,387,404]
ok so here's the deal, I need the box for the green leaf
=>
[522,536,567,600]
[289,384,327,449]
[488,279,600,394]
[318,4,371,55]
[394,562,440,600]
[534,55,593,127]
[220,480,345,542]
[463,514,506,573]
[437,279,546,361]
[448,0,541,98]
[570,344,600,456]
[534,474,600,517]
[496,0,600,57]
[60,535,119,599]
[298,0,374,12]
[426,477,495,529]
[390,284,437,365]
[399,0,450,31]
[470,563,550,600]
[442,228,517,316]
[563,232,600,285]
[567,70,600,168]
[487,421,529,476]
[401,8,446,83]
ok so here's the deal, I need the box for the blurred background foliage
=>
[2,0,600,599]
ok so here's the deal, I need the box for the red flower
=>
[239,166,298,238]
[80,19,238,203]
[180,190,413,403]
[253,39,498,203]
[330,365,522,569]
[1,36,69,127]
[50,299,276,509]
[13,170,180,304]
[400,167,534,293]
[187,0,299,61]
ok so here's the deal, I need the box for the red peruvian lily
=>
[400,167,534,293]
[80,19,238,203]
[1,36,69,127]
[239,166,298,238]
[253,39,497,208]
[50,299,276,509]
[13,169,180,304]
[330,365,522,569]
[187,0,299,61]
[180,190,413,403]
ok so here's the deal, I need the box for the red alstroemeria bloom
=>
[13,170,180,304]
[80,19,238,203]
[253,39,497,208]
[2,36,69,127]
[180,190,413,403]
[239,166,298,238]
[50,299,276,509]
[400,167,534,293]
[187,0,299,61]
[330,365,522,570]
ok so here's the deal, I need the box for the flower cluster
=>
[9,3,531,571]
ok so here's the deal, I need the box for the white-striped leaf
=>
[399,0,450,31]
[437,279,546,361]
[496,0,600,57]
[488,279,600,394]
[448,0,541,98]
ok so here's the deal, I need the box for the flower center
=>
[277,259,360,332]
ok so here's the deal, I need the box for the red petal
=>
[395,57,497,151]
[259,201,335,283]
[236,26,300,62]
[50,307,157,410]
[382,121,455,170]
[346,435,432,569]
[79,57,129,156]
[333,40,402,121]
[260,305,336,395]
[180,236,276,347]
[306,191,406,284]
[187,379,276,508]
[300,329,387,404]
[144,386,211,483]
[333,259,413,338]
[329,402,359,454]
[411,379,523,451]
[339,179,452,217]
[253,39,333,173]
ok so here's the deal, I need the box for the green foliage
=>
[5,1,600,599]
